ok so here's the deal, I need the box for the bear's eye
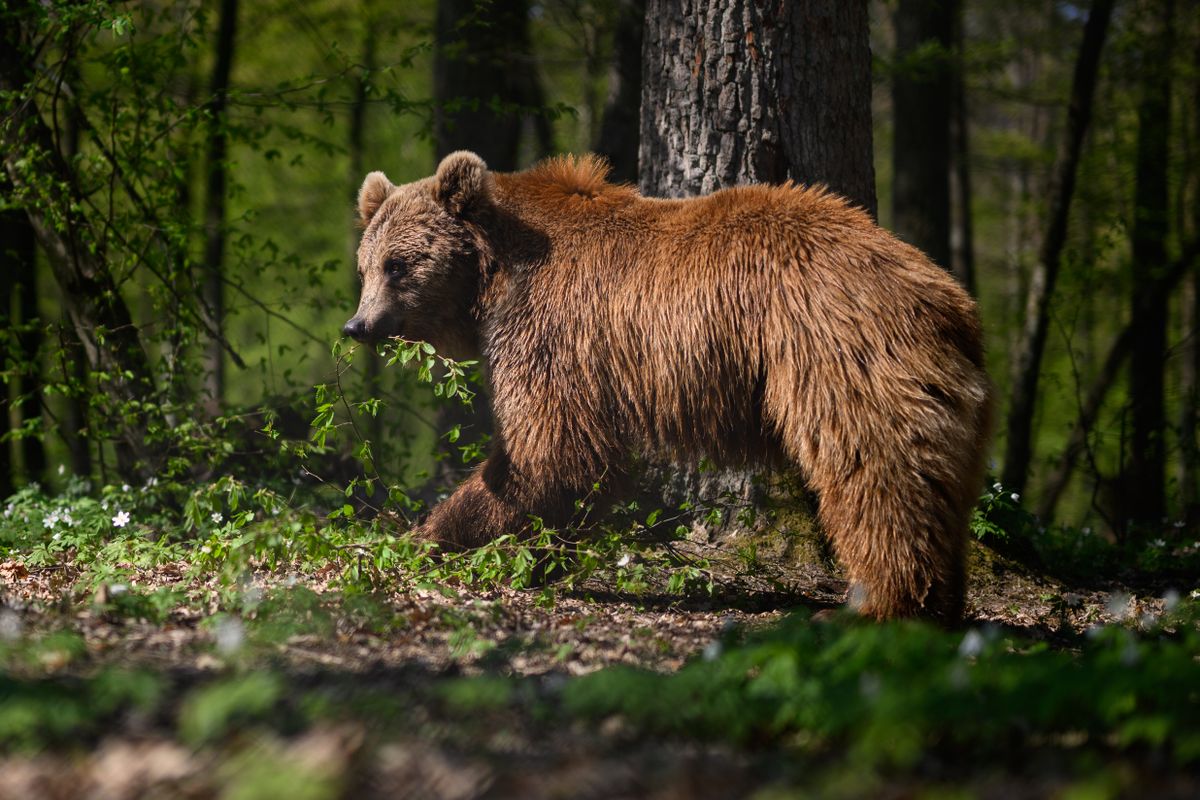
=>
[384,256,407,278]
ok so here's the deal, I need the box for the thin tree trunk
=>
[1182,43,1200,528]
[949,0,976,295]
[15,238,45,483]
[1000,0,1114,497]
[1037,238,1200,520]
[892,0,954,273]
[594,0,644,183]
[202,0,239,416]
[0,204,23,497]
[59,57,91,479]
[1123,0,1174,532]
[640,0,876,216]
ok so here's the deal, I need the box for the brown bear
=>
[344,151,992,621]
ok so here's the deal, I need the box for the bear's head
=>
[343,151,491,358]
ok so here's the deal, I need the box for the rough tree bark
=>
[638,0,876,539]
[594,0,645,183]
[1123,0,1174,532]
[201,0,239,415]
[892,0,954,274]
[1000,0,1114,498]
[640,0,876,216]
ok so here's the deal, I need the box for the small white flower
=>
[1158,589,1177,612]
[201,545,212,554]
[1010,492,1020,502]
[121,484,131,493]
[211,512,224,525]
[112,510,131,528]
[616,553,631,567]
[57,464,65,476]
[1151,538,1166,548]
[214,616,245,655]
[52,532,61,541]
[60,511,74,527]
[144,477,158,489]
[3,503,12,518]
[101,500,109,511]
[43,512,59,529]
[958,629,985,658]
[0,609,22,641]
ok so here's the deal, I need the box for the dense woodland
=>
[1,0,1199,796]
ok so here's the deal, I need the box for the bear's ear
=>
[358,171,393,225]
[434,151,490,215]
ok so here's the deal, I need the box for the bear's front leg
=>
[415,448,575,550]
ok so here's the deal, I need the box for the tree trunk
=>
[1000,0,1114,498]
[640,0,876,216]
[1124,0,1174,533]
[1,187,45,489]
[433,0,549,493]
[435,0,543,168]
[594,0,644,183]
[202,0,238,416]
[892,0,954,273]
[638,0,875,538]
[949,0,976,294]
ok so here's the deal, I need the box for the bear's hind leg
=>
[802,440,975,622]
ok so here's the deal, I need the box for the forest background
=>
[1,0,1199,796]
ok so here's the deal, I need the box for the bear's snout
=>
[342,317,368,341]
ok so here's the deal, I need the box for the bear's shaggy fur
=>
[345,151,992,621]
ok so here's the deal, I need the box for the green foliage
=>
[563,602,1200,769]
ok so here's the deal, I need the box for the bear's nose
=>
[342,317,367,341]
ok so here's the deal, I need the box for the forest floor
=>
[2,536,1197,800]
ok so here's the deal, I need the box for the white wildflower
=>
[1010,492,1020,502]
[121,484,131,493]
[1163,589,1180,612]
[211,512,224,525]
[60,511,74,527]
[214,616,245,655]
[52,532,61,541]
[43,512,60,529]
[616,553,631,568]
[958,629,985,658]
[112,510,131,528]
[3,503,12,518]
[1105,592,1131,620]
[0,609,21,641]
[144,477,158,490]
[1151,538,1166,548]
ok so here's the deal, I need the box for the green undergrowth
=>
[1,603,1198,796]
